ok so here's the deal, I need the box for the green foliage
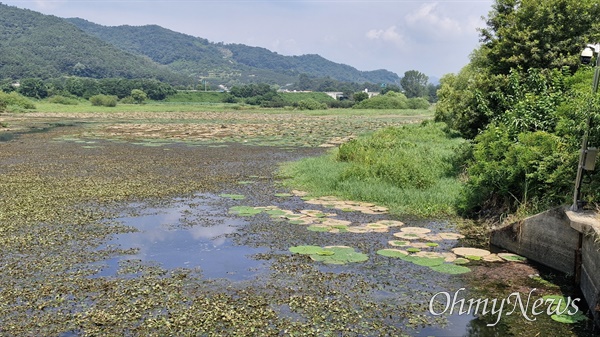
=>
[130,89,147,104]
[459,126,575,215]
[480,0,600,75]
[0,91,36,111]
[400,70,428,98]
[0,5,190,84]
[434,61,497,139]
[164,91,226,103]
[68,18,399,87]
[280,122,465,217]
[18,78,48,99]
[89,94,117,107]
[296,99,327,110]
[353,92,369,102]
[353,91,409,109]
[380,84,401,95]
[407,97,430,110]
[47,95,79,105]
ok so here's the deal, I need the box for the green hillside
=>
[0,4,191,84]
[66,18,400,86]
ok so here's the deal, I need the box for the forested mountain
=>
[0,4,191,84]
[67,18,400,86]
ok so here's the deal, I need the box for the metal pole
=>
[571,49,600,211]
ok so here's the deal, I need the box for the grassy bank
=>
[279,122,466,217]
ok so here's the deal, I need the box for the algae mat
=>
[0,114,591,337]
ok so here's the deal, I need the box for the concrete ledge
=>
[491,206,600,327]
[490,207,578,274]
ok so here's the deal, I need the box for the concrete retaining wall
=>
[491,207,600,326]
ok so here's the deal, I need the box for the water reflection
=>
[98,195,268,280]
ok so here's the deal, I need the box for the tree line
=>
[435,0,600,217]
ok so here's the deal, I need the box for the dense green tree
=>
[400,70,428,98]
[130,89,147,104]
[353,92,369,102]
[480,0,600,75]
[380,84,402,95]
[441,0,600,216]
[18,78,48,99]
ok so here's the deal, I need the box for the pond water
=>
[78,140,593,336]
[95,191,512,336]
[96,194,268,280]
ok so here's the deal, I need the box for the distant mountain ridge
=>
[0,3,191,84]
[0,3,400,86]
[66,18,400,86]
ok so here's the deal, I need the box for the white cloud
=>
[34,0,66,9]
[404,3,471,41]
[366,25,405,46]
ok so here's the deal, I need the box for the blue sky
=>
[3,0,494,79]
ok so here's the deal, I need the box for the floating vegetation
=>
[219,193,246,200]
[228,206,262,216]
[451,247,491,258]
[304,196,389,214]
[377,248,409,258]
[498,253,527,262]
[389,240,410,247]
[438,232,465,240]
[407,247,421,253]
[289,245,368,264]
[543,295,588,324]
[400,227,432,234]
[430,264,472,275]
[425,242,439,247]
[411,256,445,267]
[274,193,293,197]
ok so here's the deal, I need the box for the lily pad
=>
[265,209,287,217]
[289,245,325,255]
[452,247,491,258]
[438,232,465,240]
[377,249,409,258]
[425,242,439,247]
[407,248,421,253]
[393,232,425,240]
[374,220,404,227]
[430,264,472,275]
[453,258,470,265]
[543,295,588,324]
[274,193,293,197]
[411,257,445,267]
[290,245,368,264]
[229,206,262,216]
[498,253,527,262]
[401,227,431,234]
[388,240,410,247]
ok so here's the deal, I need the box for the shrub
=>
[407,97,430,109]
[89,94,118,107]
[0,91,36,111]
[296,99,327,110]
[130,89,147,104]
[47,95,79,105]
[353,91,409,109]
[120,96,136,104]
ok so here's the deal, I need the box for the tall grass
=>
[279,122,465,217]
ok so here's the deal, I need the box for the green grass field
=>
[279,122,465,217]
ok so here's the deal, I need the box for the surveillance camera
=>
[581,47,594,65]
